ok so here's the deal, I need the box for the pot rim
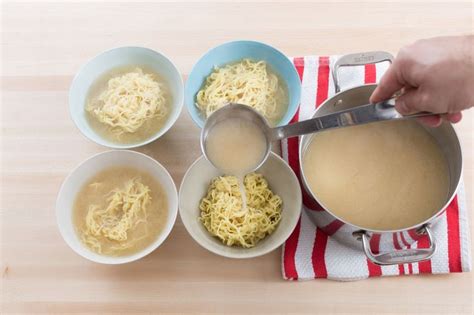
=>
[299,83,464,234]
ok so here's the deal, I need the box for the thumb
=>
[395,89,426,115]
[369,62,404,104]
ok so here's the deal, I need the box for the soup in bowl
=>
[185,40,301,128]
[179,152,302,258]
[69,46,184,149]
[56,150,178,264]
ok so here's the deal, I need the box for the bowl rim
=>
[184,39,301,129]
[178,151,302,259]
[69,46,184,149]
[55,149,179,264]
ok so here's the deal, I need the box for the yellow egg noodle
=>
[199,173,282,248]
[80,178,152,254]
[196,59,284,122]
[86,68,168,136]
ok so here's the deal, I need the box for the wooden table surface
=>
[1,1,473,314]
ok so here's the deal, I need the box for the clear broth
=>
[85,66,172,145]
[198,60,288,127]
[73,166,168,256]
[267,64,289,127]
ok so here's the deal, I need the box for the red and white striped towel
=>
[281,56,472,281]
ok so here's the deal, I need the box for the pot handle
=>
[359,225,436,266]
[332,51,394,93]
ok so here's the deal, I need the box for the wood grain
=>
[1,1,473,314]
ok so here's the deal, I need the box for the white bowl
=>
[179,152,302,258]
[56,150,178,264]
[69,46,184,149]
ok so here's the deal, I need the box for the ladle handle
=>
[270,99,442,141]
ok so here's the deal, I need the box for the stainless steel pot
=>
[299,51,463,266]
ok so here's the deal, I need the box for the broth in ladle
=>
[204,118,268,175]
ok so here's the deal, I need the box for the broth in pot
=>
[302,120,449,231]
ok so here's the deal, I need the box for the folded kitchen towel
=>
[281,55,472,281]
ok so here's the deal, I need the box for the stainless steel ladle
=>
[201,100,439,172]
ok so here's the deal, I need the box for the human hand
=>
[370,35,474,127]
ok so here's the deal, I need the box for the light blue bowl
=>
[185,40,301,128]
